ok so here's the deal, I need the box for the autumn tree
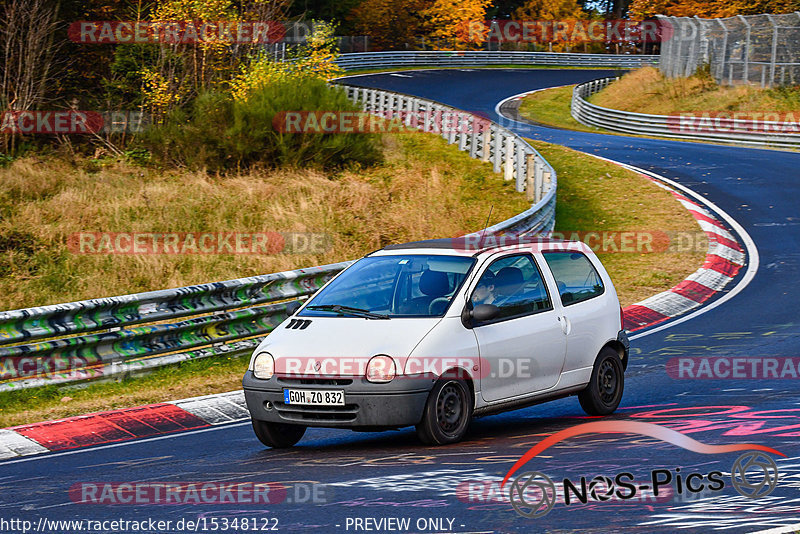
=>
[513,0,585,20]
[629,0,800,18]
[139,0,289,117]
[421,0,493,49]
[350,0,432,50]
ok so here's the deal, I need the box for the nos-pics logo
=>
[503,421,782,519]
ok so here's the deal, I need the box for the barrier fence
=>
[571,77,800,148]
[0,84,558,391]
[658,13,800,87]
[335,50,658,71]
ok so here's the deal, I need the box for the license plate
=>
[283,389,345,406]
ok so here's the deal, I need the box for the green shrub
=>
[144,77,382,172]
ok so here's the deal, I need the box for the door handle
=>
[559,315,571,335]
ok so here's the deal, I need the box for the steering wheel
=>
[428,297,450,315]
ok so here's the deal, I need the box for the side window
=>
[471,254,552,321]
[543,252,605,306]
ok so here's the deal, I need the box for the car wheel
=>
[252,420,306,448]
[416,377,472,445]
[578,347,624,416]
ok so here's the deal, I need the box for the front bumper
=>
[242,371,434,429]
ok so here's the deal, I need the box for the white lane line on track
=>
[492,91,760,341]
[749,524,800,534]
[0,421,251,466]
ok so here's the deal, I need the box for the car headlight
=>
[253,352,275,380]
[366,355,395,383]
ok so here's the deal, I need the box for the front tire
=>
[252,420,306,448]
[416,378,472,445]
[578,347,624,416]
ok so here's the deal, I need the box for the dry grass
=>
[517,85,602,133]
[591,67,800,115]
[0,133,527,310]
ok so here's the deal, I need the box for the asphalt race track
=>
[2,69,799,534]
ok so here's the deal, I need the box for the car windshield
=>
[300,254,476,318]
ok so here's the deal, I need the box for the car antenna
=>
[479,204,494,248]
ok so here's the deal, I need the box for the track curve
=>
[2,69,799,534]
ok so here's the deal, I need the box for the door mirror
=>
[472,304,500,323]
[285,300,303,316]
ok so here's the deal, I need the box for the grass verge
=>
[517,85,602,132]
[591,67,800,115]
[0,138,706,427]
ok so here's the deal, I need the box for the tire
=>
[578,347,625,416]
[252,420,306,448]
[416,378,472,445]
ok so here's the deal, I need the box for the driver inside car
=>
[470,271,497,306]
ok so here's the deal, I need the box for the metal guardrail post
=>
[492,128,503,172]
[469,117,480,159]
[368,89,377,111]
[534,156,544,203]
[515,144,525,192]
[504,136,514,182]
[482,127,491,162]
[448,114,457,144]
[525,154,535,201]
[423,103,433,132]
[458,114,469,151]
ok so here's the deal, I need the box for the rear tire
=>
[578,347,624,416]
[416,378,472,445]
[252,420,306,448]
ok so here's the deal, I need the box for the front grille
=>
[274,402,359,422]
[277,377,353,386]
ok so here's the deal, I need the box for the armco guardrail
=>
[0,263,351,390]
[336,51,658,71]
[0,85,557,391]
[571,77,800,148]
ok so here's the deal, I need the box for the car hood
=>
[257,316,442,375]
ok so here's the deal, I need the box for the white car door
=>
[471,253,567,402]
[541,251,610,373]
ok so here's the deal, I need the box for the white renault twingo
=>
[243,237,629,448]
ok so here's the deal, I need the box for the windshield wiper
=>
[306,304,390,320]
